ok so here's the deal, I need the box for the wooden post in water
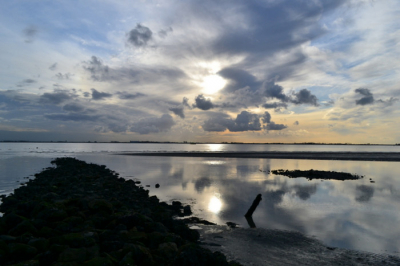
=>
[245,194,262,217]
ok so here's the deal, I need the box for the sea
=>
[1,142,400,257]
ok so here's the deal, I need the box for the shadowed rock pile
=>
[0,157,241,265]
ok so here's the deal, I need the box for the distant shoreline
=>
[1,141,400,146]
[118,151,400,161]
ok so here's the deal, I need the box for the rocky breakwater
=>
[0,157,241,266]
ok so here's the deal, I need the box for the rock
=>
[83,256,114,266]
[28,238,49,253]
[88,199,114,214]
[9,220,38,236]
[8,243,37,260]
[58,247,87,263]
[183,205,192,216]
[158,242,178,259]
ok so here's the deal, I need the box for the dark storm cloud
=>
[127,24,153,47]
[265,121,287,131]
[116,91,145,100]
[82,56,185,83]
[130,114,175,134]
[230,111,261,131]
[262,102,288,109]
[263,82,289,101]
[355,185,374,202]
[182,97,191,109]
[218,68,260,92]
[91,88,112,100]
[211,0,344,57]
[202,111,261,132]
[291,89,319,106]
[193,94,214,110]
[49,63,57,71]
[39,90,74,105]
[169,107,185,119]
[355,88,374,105]
[63,102,85,112]
[44,113,101,122]
[201,113,234,132]
[202,111,288,132]
[262,112,271,123]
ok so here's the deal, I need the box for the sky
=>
[0,0,399,143]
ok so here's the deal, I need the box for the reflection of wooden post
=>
[245,194,262,217]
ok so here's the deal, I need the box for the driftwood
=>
[245,194,262,217]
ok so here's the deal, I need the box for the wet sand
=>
[119,151,400,161]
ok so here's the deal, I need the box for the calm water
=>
[1,143,400,255]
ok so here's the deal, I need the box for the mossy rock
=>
[82,256,114,266]
[9,220,38,237]
[7,243,37,260]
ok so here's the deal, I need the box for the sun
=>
[202,75,226,94]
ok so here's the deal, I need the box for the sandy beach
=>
[120,151,400,161]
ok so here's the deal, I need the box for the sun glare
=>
[208,195,223,214]
[202,75,226,94]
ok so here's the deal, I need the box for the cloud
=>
[108,123,127,133]
[49,63,57,71]
[218,68,260,93]
[230,111,261,131]
[116,91,145,100]
[127,24,153,47]
[291,89,319,106]
[262,102,288,109]
[63,102,85,112]
[44,113,101,122]
[130,114,175,134]
[262,111,271,123]
[91,88,112,100]
[158,27,173,38]
[355,88,374,105]
[23,26,38,43]
[169,107,185,119]
[193,94,214,110]
[39,90,75,105]
[55,73,73,80]
[16,79,37,87]
[265,121,288,131]
[182,97,191,109]
[355,185,374,202]
[202,110,288,132]
[263,82,289,102]
[82,56,185,83]
[202,111,262,132]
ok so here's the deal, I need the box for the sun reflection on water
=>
[208,194,223,214]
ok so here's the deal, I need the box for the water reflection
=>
[208,194,223,214]
[73,154,400,255]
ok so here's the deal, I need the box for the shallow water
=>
[1,143,400,256]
